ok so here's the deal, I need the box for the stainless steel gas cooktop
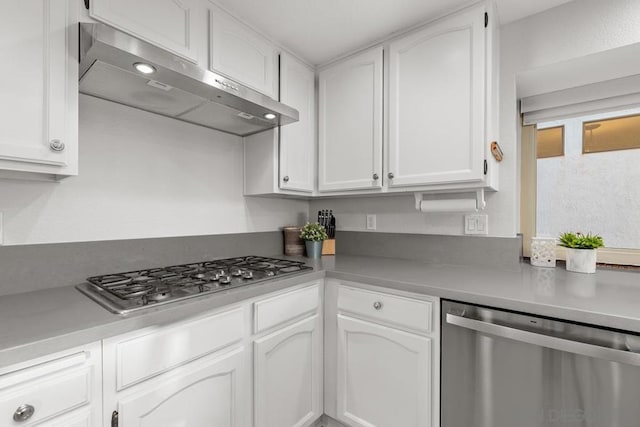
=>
[76,256,313,314]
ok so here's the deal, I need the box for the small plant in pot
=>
[300,222,328,259]
[558,232,604,274]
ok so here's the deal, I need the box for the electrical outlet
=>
[464,214,488,235]
[366,214,377,230]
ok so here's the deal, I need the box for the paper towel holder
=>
[414,188,486,212]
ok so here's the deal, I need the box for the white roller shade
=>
[521,74,640,124]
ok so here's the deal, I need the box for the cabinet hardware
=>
[373,301,383,310]
[49,139,65,152]
[84,0,89,9]
[283,176,290,182]
[111,410,119,427]
[484,12,488,28]
[13,404,35,422]
[484,159,488,175]
[373,173,379,180]
[387,172,394,179]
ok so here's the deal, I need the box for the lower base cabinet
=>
[254,315,323,427]
[0,343,102,427]
[336,315,433,427]
[116,347,245,426]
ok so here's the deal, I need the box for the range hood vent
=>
[79,23,298,137]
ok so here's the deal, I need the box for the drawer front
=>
[337,286,433,333]
[0,367,90,426]
[254,283,320,333]
[115,307,244,390]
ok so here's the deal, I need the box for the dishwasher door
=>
[441,300,640,427]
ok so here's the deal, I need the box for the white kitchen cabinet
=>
[325,281,440,427]
[90,0,202,63]
[208,2,277,97]
[336,315,433,427]
[387,5,486,187]
[0,0,78,178]
[244,53,315,196]
[0,342,102,426]
[318,47,384,192]
[279,52,316,193]
[254,315,323,427]
[115,348,246,427]
[102,306,248,426]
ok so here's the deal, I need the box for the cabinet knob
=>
[283,176,290,182]
[13,404,35,422]
[373,173,379,180]
[49,139,65,152]
[387,172,394,179]
[373,301,383,310]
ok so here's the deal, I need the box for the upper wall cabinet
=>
[90,0,202,64]
[0,0,78,178]
[244,53,315,197]
[318,47,383,192]
[387,6,486,187]
[208,3,277,98]
[279,52,315,193]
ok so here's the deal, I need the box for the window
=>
[521,107,640,266]
[536,126,564,158]
[583,113,640,154]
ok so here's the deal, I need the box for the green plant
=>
[300,222,328,242]
[558,232,604,249]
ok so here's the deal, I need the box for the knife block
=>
[322,239,336,256]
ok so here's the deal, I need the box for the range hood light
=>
[133,62,156,75]
[264,113,277,120]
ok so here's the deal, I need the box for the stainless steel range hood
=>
[79,23,298,137]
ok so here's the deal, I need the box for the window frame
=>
[520,122,640,266]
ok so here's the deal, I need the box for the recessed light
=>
[133,62,156,75]
[264,113,277,120]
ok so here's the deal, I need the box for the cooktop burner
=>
[76,256,313,314]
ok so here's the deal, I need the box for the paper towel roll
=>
[419,199,477,213]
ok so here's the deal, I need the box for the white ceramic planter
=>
[565,248,597,274]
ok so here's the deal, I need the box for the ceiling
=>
[213,0,574,65]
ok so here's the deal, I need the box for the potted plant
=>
[558,232,604,274]
[300,222,328,259]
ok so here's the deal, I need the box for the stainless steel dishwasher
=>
[441,300,640,427]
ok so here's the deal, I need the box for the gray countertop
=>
[2,255,639,368]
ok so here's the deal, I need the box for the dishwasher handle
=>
[446,313,640,367]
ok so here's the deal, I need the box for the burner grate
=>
[86,256,313,306]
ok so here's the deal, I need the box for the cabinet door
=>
[254,315,322,427]
[336,315,433,427]
[38,408,92,427]
[209,3,276,97]
[279,53,315,193]
[117,348,245,427]
[319,47,383,192]
[90,0,201,63]
[0,0,77,175]
[388,7,485,187]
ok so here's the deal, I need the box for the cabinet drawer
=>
[0,354,91,426]
[337,286,433,332]
[254,283,320,333]
[113,307,244,390]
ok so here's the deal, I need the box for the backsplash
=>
[0,231,284,297]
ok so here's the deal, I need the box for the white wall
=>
[318,0,640,238]
[0,95,308,245]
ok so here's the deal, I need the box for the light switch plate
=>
[366,214,376,230]
[465,214,488,235]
